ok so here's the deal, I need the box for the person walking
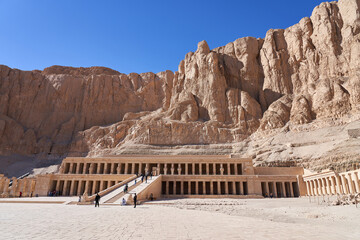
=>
[122,198,126,206]
[133,193,137,208]
[141,173,144,183]
[95,193,100,207]
[145,174,148,183]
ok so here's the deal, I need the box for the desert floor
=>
[0,197,359,240]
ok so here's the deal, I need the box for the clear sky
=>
[0,0,326,74]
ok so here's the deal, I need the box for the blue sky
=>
[0,0,325,74]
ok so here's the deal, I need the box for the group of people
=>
[140,171,153,183]
[48,190,61,196]
[94,193,137,208]
[93,171,155,208]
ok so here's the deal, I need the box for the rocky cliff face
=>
[1,0,360,175]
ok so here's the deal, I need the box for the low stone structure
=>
[304,169,360,196]
[0,155,306,199]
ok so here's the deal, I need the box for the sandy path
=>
[0,198,359,240]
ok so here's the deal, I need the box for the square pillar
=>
[180,181,184,195]
[185,163,188,175]
[206,164,209,175]
[353,172,360,193]
[165,181,169,195]
[210,181,214,194]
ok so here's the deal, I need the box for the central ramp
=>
[113,176,160,204]
[100,176,142,204]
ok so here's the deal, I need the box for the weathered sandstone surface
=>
[1,0,360,176]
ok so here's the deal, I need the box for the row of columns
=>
[0,177,36,197]
[62,162,243,176]
[53,179,121,196]
[261,181,298,197]
[306,171,360,196]
[162,180,248,195]
[62,162,151,175]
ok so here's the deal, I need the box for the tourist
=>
[270,192,273,199]
[141,174,144,183]
[134,179,137,185]
[150,172,153,179]
[95,193,100,207]
[78,195,81,202]
[150,193,153,201]
[19,191,22,198]
[133,193,137,208]
[145,174,148,183]
[122,198,126,206]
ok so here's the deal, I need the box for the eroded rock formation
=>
[1,0,360,174]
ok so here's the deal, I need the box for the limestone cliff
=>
[1,0,360,176]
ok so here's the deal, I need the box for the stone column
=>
[131,164,136,174]
[233,181,236,195]
[206,163,209,175]
[210,181,214,194]
[124,163,129,174]
[220,164,224,175]
[177,166,182,175]
[194,182,198,195]
[164,164,168,175]
[192,163,195,175]
[69,180,75,196]
[347,174,355,194]
[329,177,335,194]
[165,182,169,195]
[21,180,28,196]
[75,163,80,174]
[180,181,184,195]
[92,181,97,195]
[199,164,202,175]
[185,163,188,175]
[77,181,83,195]
[320,178,326,195]
[289,182,294,197]
[103,163,108,175]
[353,172,360,193]
[273,182,277,197]
[116,164,121,174]
[84,181,89,195]
[340,175,348,194]
[305,181,310,196]
[69,163,74,174]
[203,181,207,194]
[213,164,216,175]
[225,181,229,194]
[235,165,238,175]
[282,182,286,197]
[264,181,269,196]
[335,175,341,194]
[55,180,61,192]
[217,181,221,195]
[171,164,175,175]
[173,181,176,195]
[110,163,115,174]
[227,164,231,175]
[188,182,191,195]
[157,163,160,176]
[325,177,331,195]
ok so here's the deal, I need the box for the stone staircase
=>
[112,176,159,204]
[100,176,142,204]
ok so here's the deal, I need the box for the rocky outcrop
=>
[1,0,360,172]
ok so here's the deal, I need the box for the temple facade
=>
[304,168,360,196]
[1,155,306,200]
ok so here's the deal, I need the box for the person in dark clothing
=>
[141,174,144,183]
[95,193,100,207]
[145,174,148,183]
[133,193,137,208]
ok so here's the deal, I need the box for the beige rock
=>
[1,0,360,173]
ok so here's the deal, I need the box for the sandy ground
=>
[0,197,359,240]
